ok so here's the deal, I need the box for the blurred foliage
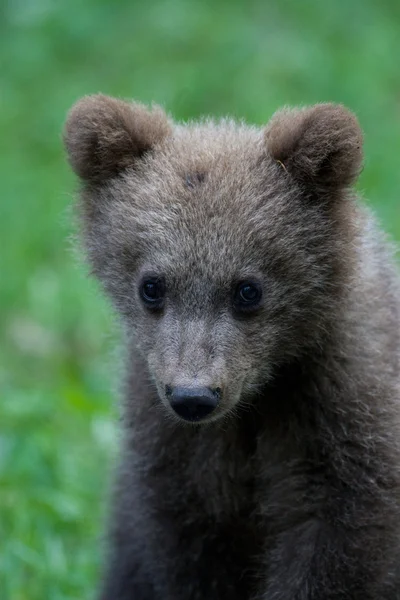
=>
[1,0,400,598]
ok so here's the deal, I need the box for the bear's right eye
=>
[139,277,165,310]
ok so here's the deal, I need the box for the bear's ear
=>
[64,94,171,182]
[264,103,363,192]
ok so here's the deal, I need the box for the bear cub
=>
[64,95,400,599]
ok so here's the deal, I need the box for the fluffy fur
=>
[64,95,400,599]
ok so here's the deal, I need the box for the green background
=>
[1,1,400,598]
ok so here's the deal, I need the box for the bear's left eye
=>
[233,281,263,313]
[139,276,165,310]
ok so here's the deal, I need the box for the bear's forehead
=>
[145,120,266,192]
[114,122,286,238]
[106,121,304,278]
[117,163,269,261]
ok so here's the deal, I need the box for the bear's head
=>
[64,95,363,424]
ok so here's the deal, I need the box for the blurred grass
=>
[1,0,400,598]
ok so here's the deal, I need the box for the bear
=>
[64,95,400,600]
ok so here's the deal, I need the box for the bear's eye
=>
[139,277,165,310]
[233,281,263,313]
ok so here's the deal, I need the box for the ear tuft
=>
[64,94,171,182]
[264,103,363,191]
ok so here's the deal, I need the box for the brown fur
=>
[64,95,171,181]
[265,103,363,190]
[64,95,400,599]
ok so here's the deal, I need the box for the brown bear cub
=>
[64,95,400,599]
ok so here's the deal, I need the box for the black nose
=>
[168,386,220,422]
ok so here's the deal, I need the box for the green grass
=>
[1,0,400,597]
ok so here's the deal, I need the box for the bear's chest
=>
[142,415,260,519]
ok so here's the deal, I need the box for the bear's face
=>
[64,96,362,424]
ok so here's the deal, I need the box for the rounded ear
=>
[63,94,171,182]
[264,103,363,191]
